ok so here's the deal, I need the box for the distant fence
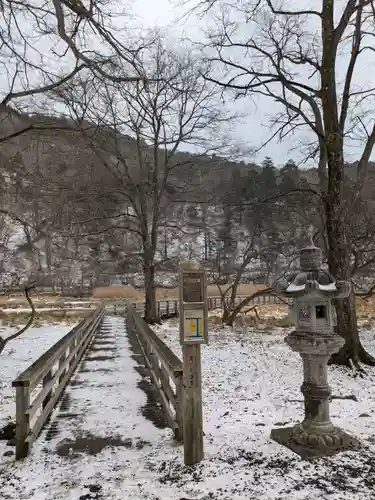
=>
[0,286,92,297]
[12,307,104,460]
[108,293,292,318]
[126,304,184,441]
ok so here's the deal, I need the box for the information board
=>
[179,264,208,345]
[182,273,203,303]
[183,309,205,342]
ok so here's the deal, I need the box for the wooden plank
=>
[42,369,53,410]
[130,307,183,377]
[174,373,184,442]
[159,366,177,408]
[26,327,92,419]
[136,332,178,431]
[58,348,68,385]
[182,343,203,465]
[15,386,30,460]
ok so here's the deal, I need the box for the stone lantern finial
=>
[300,227,322,271]
[306,225,315,247]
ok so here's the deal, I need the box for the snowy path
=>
[0,316,174,500]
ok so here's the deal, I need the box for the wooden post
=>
[15,385,30,460]
[174,373,184,442]
[182,343,203,464]
[179,260,208,466]
[42,369,53,409]
[58,349,68,384]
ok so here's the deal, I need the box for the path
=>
[0,316,179,500]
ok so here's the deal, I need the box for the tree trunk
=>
[330,289,375,367]
[143,260,159,324]
[222,301,231,324]
[325,158,375,367]
[223,289,272,327]
[320,3,375,368]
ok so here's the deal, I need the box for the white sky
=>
[3,0,371,170]
[131,0,375,169]
[130,0,310,167]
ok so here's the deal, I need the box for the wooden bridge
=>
[8,292,289,462]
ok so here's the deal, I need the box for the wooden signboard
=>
[178,261,207,466]
[179,269,208,346]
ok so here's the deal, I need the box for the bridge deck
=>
[0,316,177,499]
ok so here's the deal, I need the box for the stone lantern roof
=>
[276,232,350,300]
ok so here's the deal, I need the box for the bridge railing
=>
[124,293,292,443]
[12,307,104,460]
[126,303,184,441]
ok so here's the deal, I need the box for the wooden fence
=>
[12,307,104,460]
[126,303,184,441]
[110,293,292,317]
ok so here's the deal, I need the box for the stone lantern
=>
[270,233,360,458]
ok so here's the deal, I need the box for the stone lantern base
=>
[271,425,361,459]
[271,330,361,459]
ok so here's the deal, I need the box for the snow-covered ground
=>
[1,317,375,499]
[1,307,94,313]
[0,322,76,432]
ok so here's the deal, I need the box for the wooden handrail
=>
[129,305,182,378]
[13,320,86,389]
[126,303,184,441]
[12,307,104,460]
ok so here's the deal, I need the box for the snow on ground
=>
[1,317,375,499]
[1,307,94,313]
[0,316,172,500]
[0,322,76,432]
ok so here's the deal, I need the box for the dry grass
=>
[91,283,265,300]
[92,285,142,300]
[0,283,265,304]
[0,309,90,327]
[356,297,375,317]
[0,294,98,307]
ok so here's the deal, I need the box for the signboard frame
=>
[179,268,208,345]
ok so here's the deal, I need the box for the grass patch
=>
[92,285,142,300]
[91,283,265,300]
[0,309,90,327]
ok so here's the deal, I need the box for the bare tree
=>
[0,281,36,355]
[195,0,375,366]
[55,37,236,323]
[0,0,147,145]
[211,221,300,325]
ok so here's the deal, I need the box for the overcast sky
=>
[131,0,300,168]
[130,0,375,170]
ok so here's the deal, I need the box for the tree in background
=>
[0,0,146,143]
[199,0,375,367]
[55,36,236,322]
